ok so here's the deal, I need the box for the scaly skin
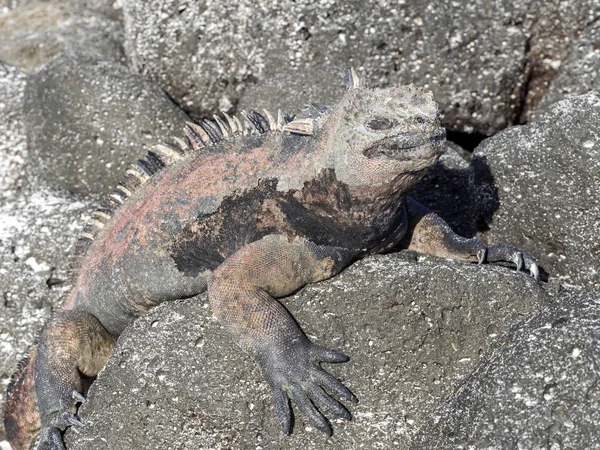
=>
[4,71,538,450]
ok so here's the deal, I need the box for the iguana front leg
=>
[208,234,357,435]
[402,196,539,277]
[34,310,116,450]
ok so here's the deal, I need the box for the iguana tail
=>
[4,347,41,450]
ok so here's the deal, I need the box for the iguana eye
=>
[367,117,394,130]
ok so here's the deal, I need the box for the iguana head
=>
[317,70,446,193]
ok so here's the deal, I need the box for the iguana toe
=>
[36,427,66,450]
[59,411,85,427]
[289,383,332,435]
[272,386,292,435]
[303,382,352,420]
[311,368,358,404]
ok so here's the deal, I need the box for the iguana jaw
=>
[362,127,446,161]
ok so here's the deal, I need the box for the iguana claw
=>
[486,245,539,279]
[477,248,486,265]
[71,390,87,404]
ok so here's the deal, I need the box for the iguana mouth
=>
[363,128,446,160]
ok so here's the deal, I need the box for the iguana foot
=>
[259,338,356,436]
[36,390,86,450]
[478,245,539,279]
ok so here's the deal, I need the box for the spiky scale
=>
[110,192,126,205]
[153,144,182,164]
[146,151,167,170]
[173,137,190,152]
[247,111,270,134]
[282,118,314,135]
[276,110,285,131]
[262,109,276,131]
[126,165,151,184]
[233,115,244,135]
[186,122,210,146]
[213,115,231,138]
[240,111,257,135]
[346,67,360,90]
[184,126,205,150]
[115,185,132,198]
[223,112,239,134]
[200,120,222,143]
[89,219,105,230]
[93,211,112,222]
[137,158,159,176]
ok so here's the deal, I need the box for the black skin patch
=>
[278,169,406,251]
[169,169,407,278]
[169,179,280,277]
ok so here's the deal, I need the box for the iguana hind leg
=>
[402,196,539,277]
[34,310,116,450]
[209,234,356,436]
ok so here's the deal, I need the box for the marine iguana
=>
[4,70,538,450]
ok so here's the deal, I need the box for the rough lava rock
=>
[472,92,600,290]
[0,62,27,196]
[538,19,600,111]
[123,0,597,134]
[237,66,347,117]
[0,1,126,73]
[412,291,600,450]
[0,0,123,22]
[24,52,190,196]
[63,255,547,449]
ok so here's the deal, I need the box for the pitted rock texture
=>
[237,66,347,117]
[0,62,27,196]
[24,52,190,196]
[63,255,547,449]
[0,1,125,73]
[472,92,600,290]
[123,0,597,134]
[412,291,600,450]
[538,19,600,111]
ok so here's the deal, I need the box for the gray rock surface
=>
[472,92,600,290]
[538,19,600,110]
[24,52,190,196]
[63,255,547,449]
[0,1,125,73]
[237,66,347,116]
[123,0,597,134]
[0,0,122,22]
[412,291,600,450]
[0,63,27,196]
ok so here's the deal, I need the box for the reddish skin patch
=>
[4,348,40,450]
